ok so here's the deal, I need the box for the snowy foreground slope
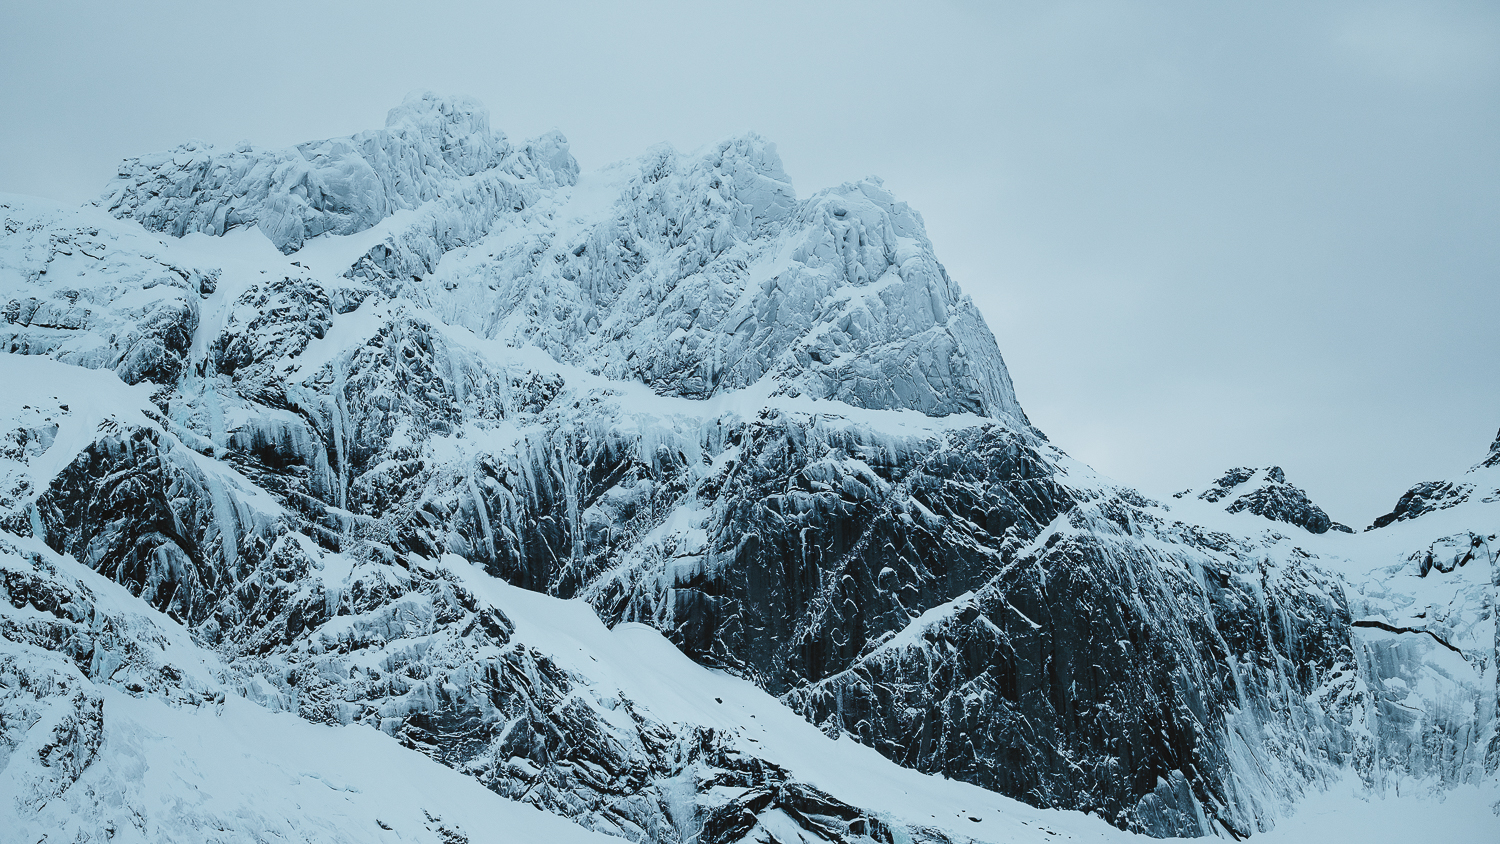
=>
[1,94,1496,841]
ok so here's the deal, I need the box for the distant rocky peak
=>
[624,134,797,240]
[1194,466,1349,534]
[1198,466,1262,503]
[380,90,509,177]
[99,92,574,254]
[1367,426,1499,530]
[1368,481,1474,530]
[385,90,494,138]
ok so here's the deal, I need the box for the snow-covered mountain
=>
[1,94,1495,842]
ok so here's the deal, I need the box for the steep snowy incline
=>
[11,690,625,844]
[0,533,618,844]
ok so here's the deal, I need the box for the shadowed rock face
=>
[598,418,1075,694]
[3,96,1496,842]
[785,502,1359,838]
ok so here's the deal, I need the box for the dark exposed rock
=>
[1199,467,1337,534]
[36,427,225,625]
[211,277,333,376]
[784,496,1358,838]
[676,420,1073,693]
[1369,481,1474,530]
[1200,468,1256,503]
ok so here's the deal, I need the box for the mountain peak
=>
[97,94,575,254]
[1189,466,1350,533]
[3,95,1495,843]
[382,90,508,177]
[1366,425,1499,529]
[385,90,492,133]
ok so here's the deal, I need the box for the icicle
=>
[204,375,227,457]
[446,344,467,407]
[467,467,496,563]
[561,436,582,567]
[330,354,350,510]
[205,472,240,575]
[28,503,45,542]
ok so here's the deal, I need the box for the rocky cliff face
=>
[1,95,1495,841]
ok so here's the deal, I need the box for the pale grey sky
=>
[3,0,1497,524]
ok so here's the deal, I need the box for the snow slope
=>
[4,519,1493,843]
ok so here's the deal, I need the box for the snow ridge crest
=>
[98,91,579,255]
[91,94,1027,422]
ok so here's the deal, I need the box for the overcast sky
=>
[3,0,1497,524]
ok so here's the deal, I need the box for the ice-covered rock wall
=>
[101,92,577,254]
[95,88,1026,421]
[1,199,209,387]
[1,95,1495,841]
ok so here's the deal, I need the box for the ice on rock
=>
[383,91,509,177]
[100,91,576,254]
[2,95,1497,843]
[517,129,583,188]
[396,136,1030,422]
[1,197,207,387]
